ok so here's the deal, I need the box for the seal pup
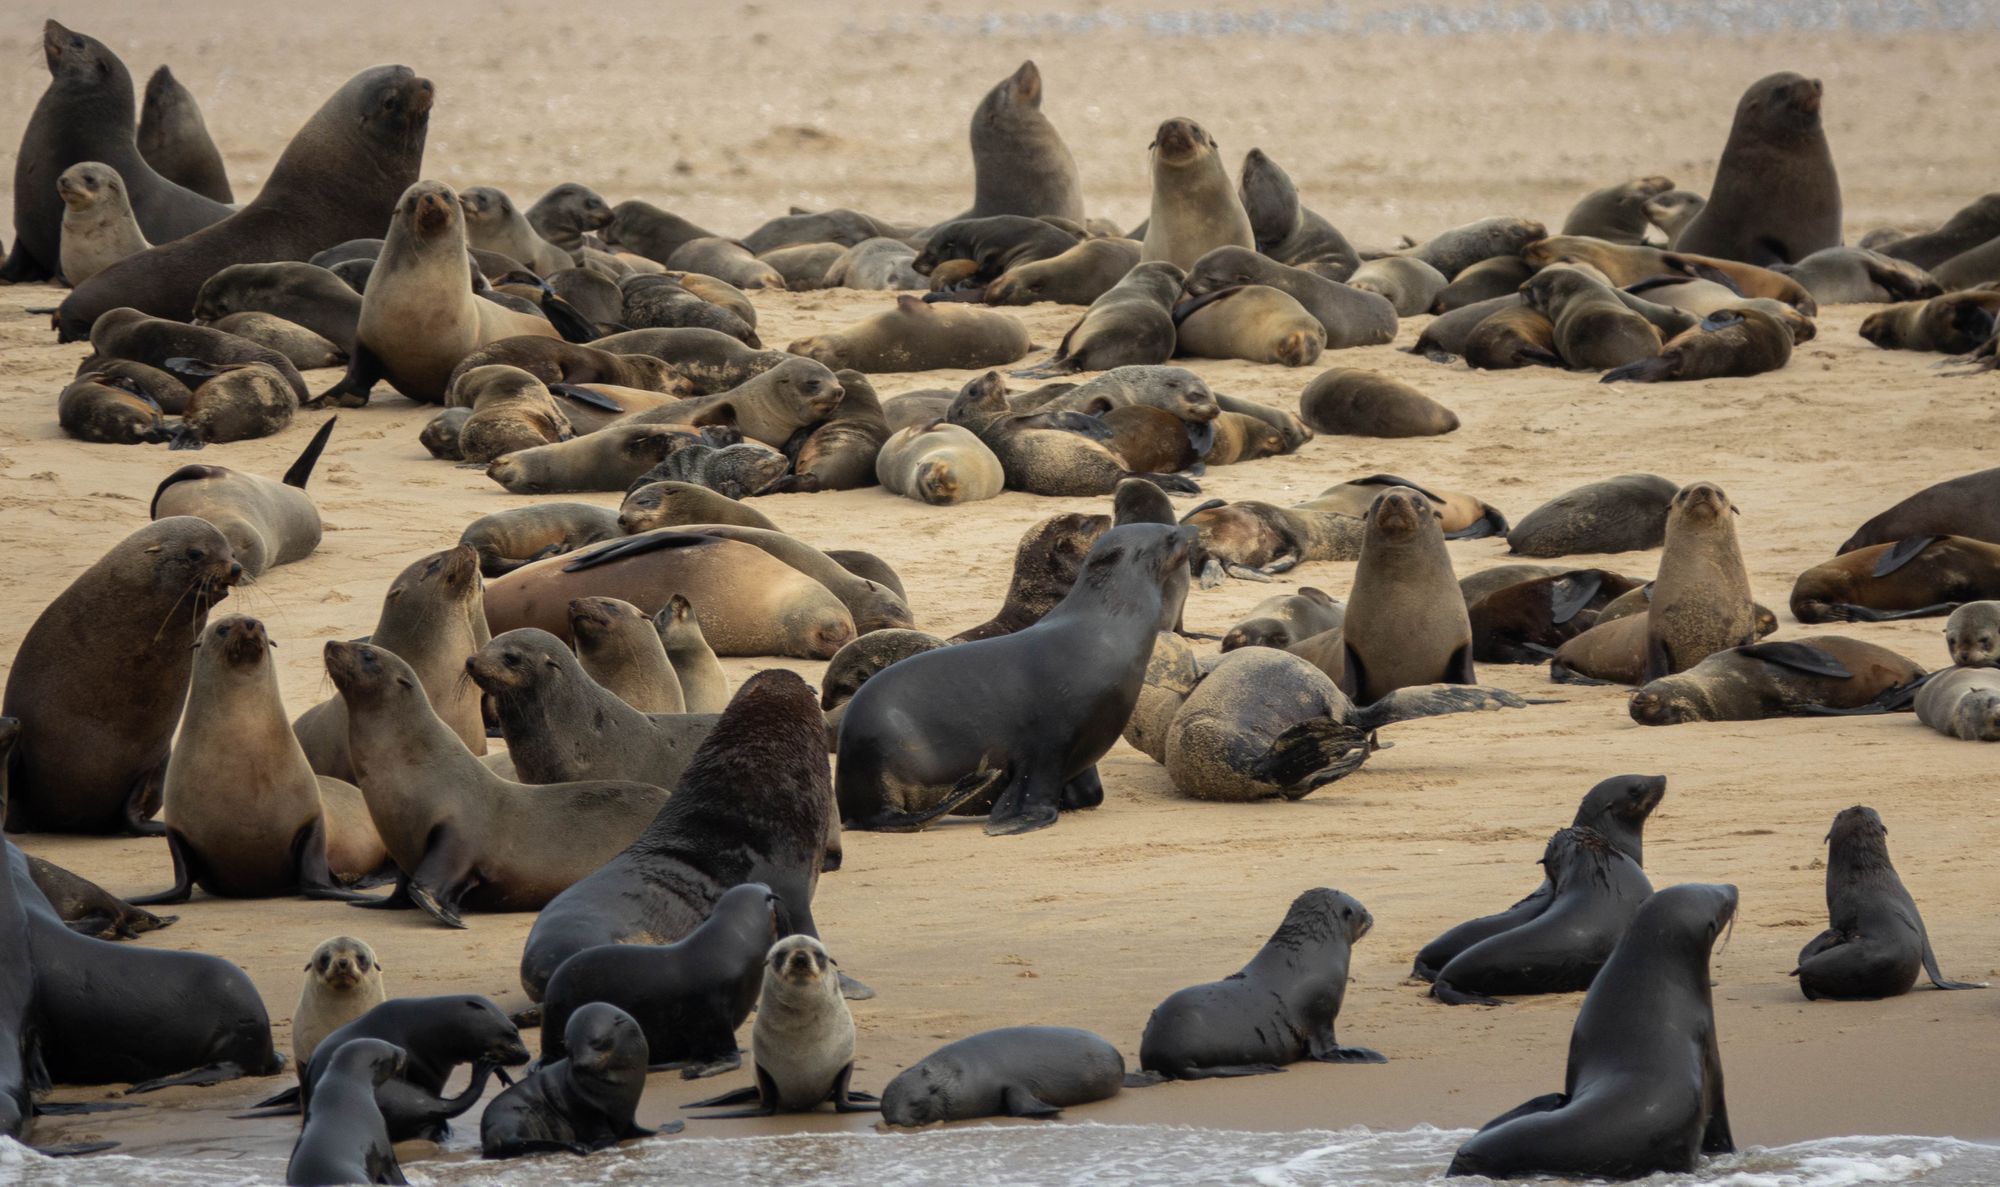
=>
[458,503,624,578]
[912,215,1079,287]
[618,480,776,532]
[1794,806,1986,1000]
[325,640,667,927]
[1944,600,2000,667]
[1136,888,1382,1078]
[150,418,335,576]
[1773,246,1941,304]
[1222,587,1343,651]
[1141,117,1254,270]
[1916,666,2000,740]
[284,1038,406,1187]
[876,419,1005,504]
[1024,259,1183,374]
[1646,482,1755,679]
[1521,264,1661,370]
[1340,487,1474,703]
[1790,536,2000,623]
[1506,474,1678,557]
[1602,307,1793,382]
[3,517,240,834]
[790,296,1032,372]
[459,185,572,276]
[947,371,1201,497]
[315,180,560,406]
[57,161,149,285]
[984,236,1140,305]
[59,64,432,339]
[4,21,230,283]
[134,615,386,904]
[1562,176,1676,244]
[88,305,308,400]
[1646,189,1707,242]
[837,524,1193,835]
[960,60,1084,222]
[193,262,363,349]
[1238,147,1359,275]
[1183,246,1397,347]
[571,597,685,714]
[482,1003,661,1157]
[1161,650,1376,801]
[1405,216,1548,279]
[136,65,232,203]
[820,629,948,743]
[518,671,837,1001]
[1840,466,2000,553]
[1430,828,1654,1005]
[294,937,388,1067]
[952,514,1109,641]
[210,311,348,369]
[882,1028,1123,1124]
[1414,775,1665,980]
[821,237,926,290]
[528,183,612,252]
[483,425,712,495]
[1675,72,1840,265]
[1447,883,1737,1179]
[56,369,173,444]
[1298,369,1457,437]
[686,935,878,1116]
[294,544,489,779]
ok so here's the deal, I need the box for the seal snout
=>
[215,616,271,666]
[1151,117,1207,165]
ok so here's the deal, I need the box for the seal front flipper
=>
[308,343,387,410]
[1873,535,1943,577]
[1001,1085,1062,1117]
[838,972,876,1001]
[847,768,1007,833]
[1060,766,1104,810]
[126,829,201,905]
[1736,641,1851,680]
[541,294,600,344]
[282,417,340,489]
[549,382,626,413]
[122,764,168,836]
[0,240,54,284]
[832,1064,880,1113]
[982,766,1063,836]
[28,1142,119,1157]
[244,1085,303,1112]
[124,1060,254,1094]
[1122,1070,1171,1088]
[1306,1028,1386,1064]
[292,817,387,903]
[1817,601,1961,623]
[405,835,478,929]
[1700,1028,1733,1154]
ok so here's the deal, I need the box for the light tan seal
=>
[1646,482,1755,679]
[57,161,149,285]
[1141,117,1254,271]
[1339,486,1474,703]
[150,418,335,576]
[569,596,686,714]
[459,185,573,275]
[788,296,1031,372]
[454,365,573,464]
[293,937,388,1068]
[618,479,778,532]
[1173,285,1325,367]
[658,594,730,713]
[484,424,699,494]
[876,419,1005,505]
[458,502,624,577]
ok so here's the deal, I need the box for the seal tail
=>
[848,768,1007,833]
[281,417,339,489]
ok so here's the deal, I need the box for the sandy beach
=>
[2,0,1998,1174]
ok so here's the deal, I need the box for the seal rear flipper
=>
[1443,508,1508,540]
[1355,685,1530,730]
[29,1142,119,1157]
[1121,1070,1171,1088]
[983,767,1063,836]
[1814,601,1960,623]
[833,1065,881,1113]
[293,817,388,903]
[549,382,626,413]
[121,766,168,837]
[1177,497,1228,524]
[1548,572,1605,625]
[838,972,876,1001]
[1872,535,1944,577]
[281,416,340,489]
[561,531,710,573]
[1060,766,1104,810]
[1601,356,1673,384]
[405,835,478,929]
[1184,419,1216,457]
[1549,661,1610,686]
[1306,1026,1386,1064]
[350,875,419,911]
[126,829,200,906]
[1474,1092,1566,1132]
[124,1061,251,1094]
[1000,1086,1063,1117]
[1429,980,1506,1007]
[0,240,53,283]
[244,1085,303,1112]
[1919,934,1989,991]
[1252,719,1372,795]
[307,343,386,410]
[542,294,600,343]
[1159,1064,1285,1081]
[684,1083,766,1111]
[1736,641,1852,679]
[849,768,1008,833]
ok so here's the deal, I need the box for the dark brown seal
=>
[1674,72,1840,265]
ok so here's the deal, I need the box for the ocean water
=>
[7,1124,1998,1187]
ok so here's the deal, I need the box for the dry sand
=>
[2,0,1998,1166]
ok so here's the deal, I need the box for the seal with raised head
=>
[294,937,388,1068]
[1446,883,1737,1179]
[1506,474,1678,557]
[1645,482,1755,679]
[1430,827,1654,1005]
[1795,806,1984,999]
[136,65,231,203]
[527,183,612,251]
[1414,775,1664,980]
[151,418,335,576]
[483,1003,661,1157]
[56,161,149,285]
[840,524,1191,835]
[1141,117,1254,271]
[1238,147,1359,275]
[1340,487,1474,703]
[518,671,841,1000]
[959,60,1084,222]
[570,597,685,714]
[1136,888,1382,1078]
[284,1037,406,1187]
[1562,175,1675,244]
[820,629,948,742]
[1791,535,2000,623]
[882,1027,1123,1125]
[1675,72,1840,265]
[459,185,572,276]
[326,640,667,927]
[688,934,879,1116]
[294,544,489,779]
[59,65,432,339]
[1024,259,1183,374]
[3,517,240,834]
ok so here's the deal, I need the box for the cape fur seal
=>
[1791,535,2000,623]
[136,65,231,203]
[882,1027,1123,1125]
[984,236,1140,305]
[56,161,149,285]
[284,1037,405,1187]
[1298,369,1457,437]
[458,502,624,577]
[294,937,388,1067]
[876,420,1005,504]
[1136,888,1382,1078]
[1172,284,1325,367]
[1469,568,1645,663]
[1840,466,2000,553]
[1675,72,1841,265]
[686,934,878,1116]
[1027,259,1182,374]
[1793,806,1985,999]
[1562,176,1675,244]
[1447,883,1737,1179]
[959,61,1084,222]
[59,65,433,339]
[1602,308,1793,383]
[570,597,686,714]
[1629,638,1925,725]
[193,262,364,350]
[1340,487,1474,703]
[1183,246,1397,347]
[1161,649,1375,801]
[481,1002,660,1157]
[1506,474,1678,557]
[150,418,334,575]
[1916,666,2000,741]
[951,512,1109,641]
[789,296,1030,372]
[1141,117,1254,271]
[1238,148,1359,276]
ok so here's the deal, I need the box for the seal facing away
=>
[1413,774,1664,981]
[1429,827,1653,1006]
[882,1027,1123,1125]
[1793,806,1986,1000]
[1136,888,1383,1078]
[482,1002,663,1158]
[284,1038,405,1187]
[1447,883,1738,1180]
[836,523,1193,835]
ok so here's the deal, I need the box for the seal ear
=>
[691,401,738,429]
[894,295,927,315]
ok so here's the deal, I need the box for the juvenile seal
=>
[628,356,842,448]
[1447,883,1737,1179]
[1859,291,2000,354]
[294,937,388,1067]
[656,594,730,715]
[1521,264,1661,370]
[948,371,1200,497]
[294,544,490,779]
[517,670,837,1001]
[3,517,239,834]
[89,305,308,400]
[135,65,232,204]
[1345,255,1448,316]
[821,237,925,290]
[984,237,1140,305]
[210,311,348,370]
[56,369,174,444]
[1141,117,1254,270]
[951,512,1108,641]
[1795,806,1985,999]
[876,420,1005,505]
[448,336,686,395]
[482,1003,659,1157]
[1916,665,2000,740]
[1773,245,1941,304]
[667,236,784,290]
[1222,587,1343,651]
[571,597,685,714]
[912,215,1079,287]
[1299,369,1457,437]
[1645,482,1755,678]
[1405,215,1548,279]
[59,64,432,338]
[1562,176,1675,244]
[618,480,777,532]
[459,186,572,276]
[1945,600,2000,667]
[150,418,334,575]
[1840,467,2000,553]
[284,1038,406,1187]
[838,524,1192,834]
[1027,259,1182,374]
[1629,638,1925,724]
[57,161,149,285]
[760,241,846,290]
[1137,888,1382,1077]
[770,369,888,493]
[1791,535,2000,623]
[960,60,1084,222]
[327,640,667,926]
[882,1027,1123,1125]
[458,502,623,578]
[1340,487,1474,703]
[687,934,878,1116]
[1602,307,1793,382]
[455,365,572,463]
[1414,774,1664,980]
[1675,72,1840,265]
[1469,568,1645,663]
[193,262,363,349]
[1183,246,1396,347]
[1238,147,1358,275]
[483,424,699,494]
[1430,827,1653,1005]
[528,183,612,251]
[820,629,949,726]
[538,883,774,1074]
[1506,474,1678,557]
[1173,284,1325,367]
[790,296,1031,372]
[619,439,790,500]
[172,359,300,446]
[315,181,560,407]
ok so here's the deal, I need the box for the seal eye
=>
[188,548,206,562]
